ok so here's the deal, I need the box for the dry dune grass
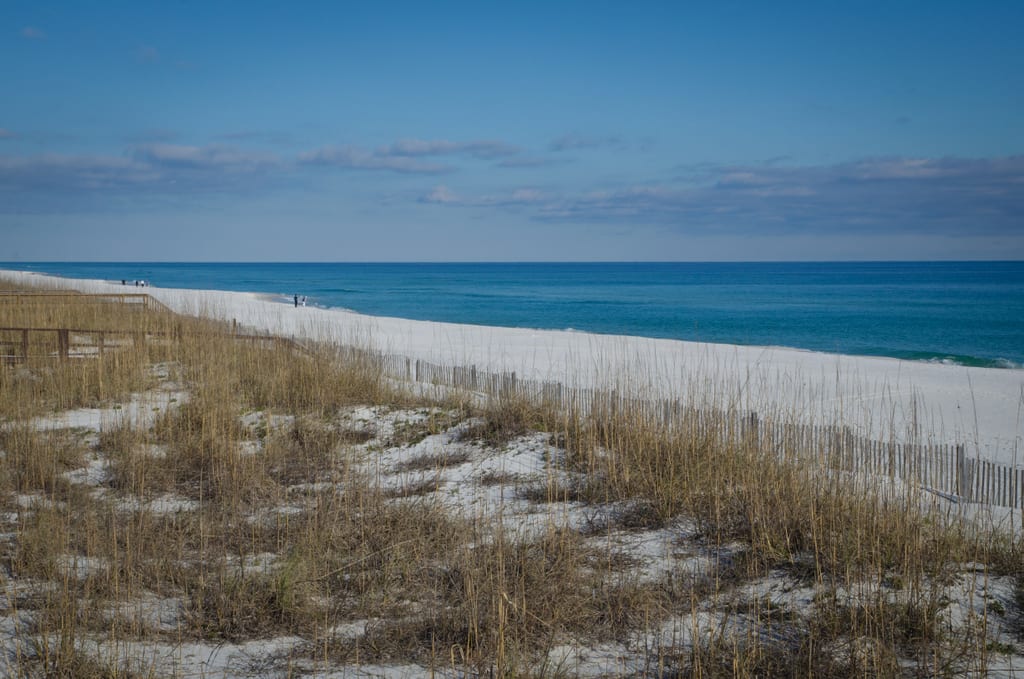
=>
[0,280,1021,677]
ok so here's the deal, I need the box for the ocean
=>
[4,262,1022,369]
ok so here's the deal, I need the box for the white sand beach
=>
[3,269,1022,465]
[4,268,1024,677]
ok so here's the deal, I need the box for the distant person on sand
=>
[301,296,307,307]
[294,294,299,308]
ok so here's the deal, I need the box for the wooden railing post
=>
[21,329,29,361]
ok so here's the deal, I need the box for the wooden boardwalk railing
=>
[0,291,174,313]
[0,290,82,295]
[0,326,311,363]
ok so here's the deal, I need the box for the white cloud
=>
[422,156,1024,237]
[421,185,459,204]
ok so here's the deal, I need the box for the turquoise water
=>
[4,262,1022,369]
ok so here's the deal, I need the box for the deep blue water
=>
[3,262,1023,369]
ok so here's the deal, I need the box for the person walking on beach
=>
[294,294,299,308]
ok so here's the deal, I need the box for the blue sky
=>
[1,1,1022,261]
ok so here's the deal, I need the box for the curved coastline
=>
[8,261,1023,371]
[2,268,1022,464]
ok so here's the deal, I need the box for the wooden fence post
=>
[1002,461,1008,508]
[21,329,29,362]
[747,412,759,445]
[57,329,69,361]
[956,445,966,500]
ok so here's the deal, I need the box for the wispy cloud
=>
[138,45,159,63]
[298,145,450,174]
[422,156,1024,236]
[378,138,519,160]
[420,185,547,207]
[126,128,179,143]
[0,153,157,192]
[548,134,623,152]
[1,136,521,198]
[217,130,294,145]
[496,156,561,169]
[132,143,278,171]
[1,135,521,205]
[0,143,284,207]
[421,185,460,204]
[21,26,46,40]
[297,138,519,173]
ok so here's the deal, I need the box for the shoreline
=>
[8,262,1022,372]
[2,268,1022,463]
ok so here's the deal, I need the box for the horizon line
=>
[3,259,1023,266]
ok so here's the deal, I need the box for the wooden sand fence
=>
[339,346,1022,512]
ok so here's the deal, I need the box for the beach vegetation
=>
[0,278,1021,676]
